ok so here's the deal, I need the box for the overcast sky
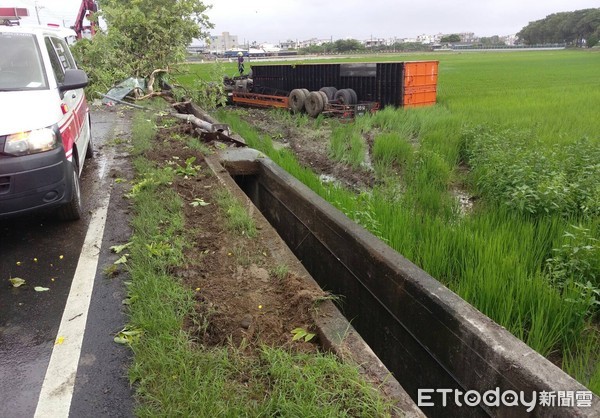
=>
[3,0,598,43]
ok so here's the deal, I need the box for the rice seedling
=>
[329,123,367,167]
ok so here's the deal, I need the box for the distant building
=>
[417,34,436,44]
[199,30,518,53]
[458,32,476,43]
[363,38,386,48]
[209,31,239,53]
[279,39,298,49]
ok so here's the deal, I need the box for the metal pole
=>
[34,1,43,24]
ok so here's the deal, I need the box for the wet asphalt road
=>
[0,107,134,417]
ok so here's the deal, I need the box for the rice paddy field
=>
[179,49,600,394]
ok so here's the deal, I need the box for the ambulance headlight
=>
[4,128,58,156]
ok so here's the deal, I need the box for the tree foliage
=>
[479,36,504,46]
[72,0,213,93]
[299,38,433,54]
[440,34,461,43]
[517,8,600,47]
[300,39,365,54]
[333,39,365,52]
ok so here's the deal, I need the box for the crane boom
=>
[73,0,97,39]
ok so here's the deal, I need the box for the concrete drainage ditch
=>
[205,147,599,418]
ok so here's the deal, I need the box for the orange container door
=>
[403,85,437,107]
[404,61,439,88]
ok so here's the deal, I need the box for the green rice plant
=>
[372,131,414,174]
[329,124,366,167]
[563,329,600,395]
[411,149,452,192]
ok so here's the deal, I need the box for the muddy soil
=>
[233,107,477,215]
[235,107,377,191]
[145,119,326,352]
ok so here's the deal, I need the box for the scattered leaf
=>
[291,327,316,342]
[190,198,210,207]
[34,286,50,292]
[114,327,143,345]
[55,336,65,345]
[114,254,129,265]
[110,242,133,254]
[9,277,26,288]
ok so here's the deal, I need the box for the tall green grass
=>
[329,124,366,167]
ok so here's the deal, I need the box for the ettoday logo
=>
[417,388,594,412]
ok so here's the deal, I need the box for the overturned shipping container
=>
[250,60,439,108]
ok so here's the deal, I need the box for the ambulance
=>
[0,25,92,220]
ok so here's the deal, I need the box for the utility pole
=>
[34,0,44,25]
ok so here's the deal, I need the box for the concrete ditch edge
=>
[204,152,425,418]
[216,147,600,418]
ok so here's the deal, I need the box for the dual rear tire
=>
[288,89,307,113]
[334,88,358,105]
[288,86,358,116]
[304,91,325,117]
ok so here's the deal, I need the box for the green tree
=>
[73,0,213,93]
[333,39,365,52]
[440,34,461,43]
[517,8,599,46]
[480,36,503,46]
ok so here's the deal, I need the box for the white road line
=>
[34,194,111,418]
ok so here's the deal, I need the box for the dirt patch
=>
[235,107,376,191]
[145,120,326,353]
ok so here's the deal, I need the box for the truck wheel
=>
[318,90,328,106]
[347,88,358,104]
[334,89,353,105]
[319,87,337,100]
[304,91,324,117]
[57,163,82,221]
[288,89,307,113]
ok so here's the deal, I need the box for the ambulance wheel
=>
[57,163,82,221]
[85,115,94,159]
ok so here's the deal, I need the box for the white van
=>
[0,25,92,220]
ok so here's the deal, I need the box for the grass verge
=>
[122,109,395,416]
